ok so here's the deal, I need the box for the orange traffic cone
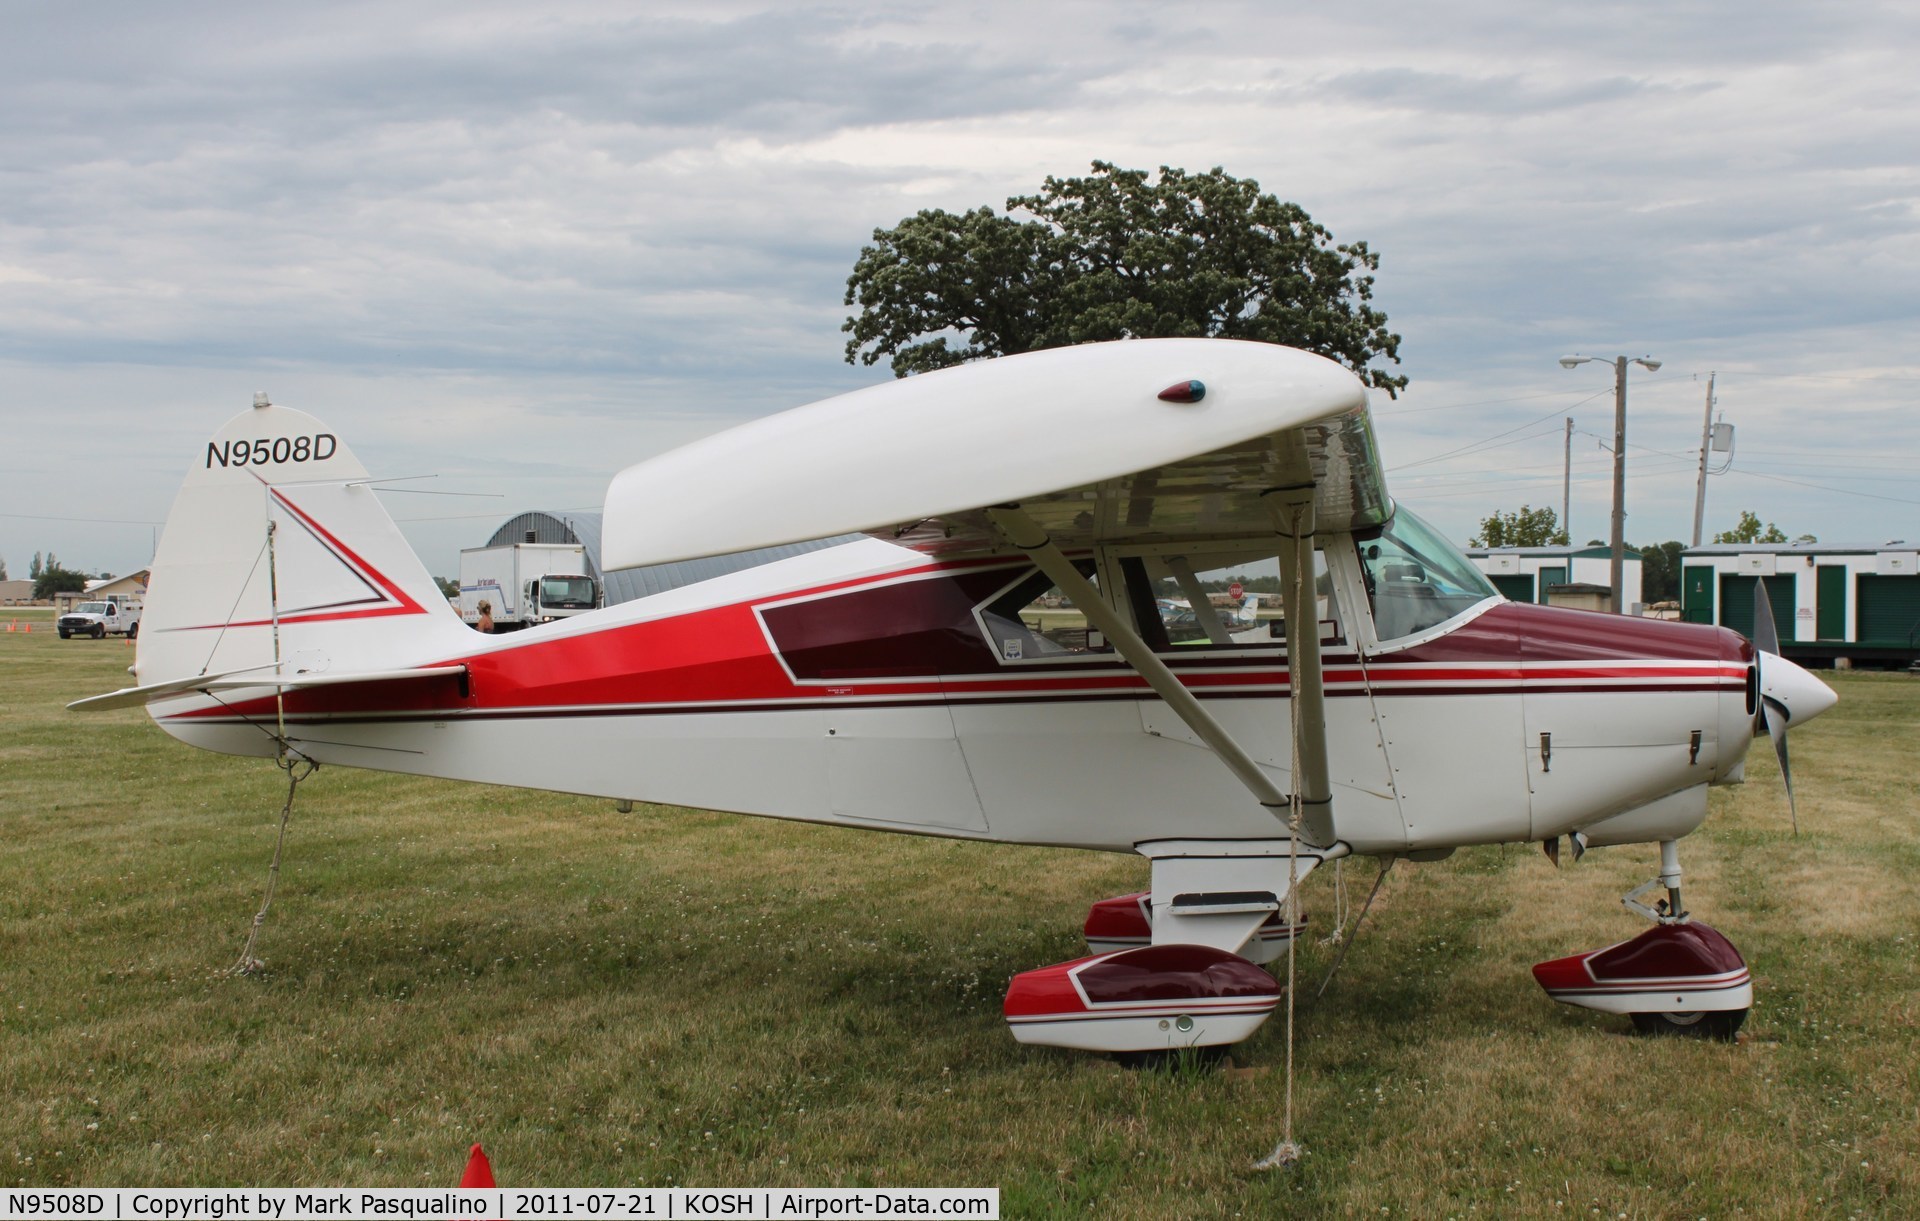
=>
[460,1144,495,1188]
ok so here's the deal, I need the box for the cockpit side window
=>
[974,543,1359,661]
[978,561,1103,661]
[1134,547,1341,651]
[1355,508,1498,640]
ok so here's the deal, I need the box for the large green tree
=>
[843,161,1407,394]
[1713,510,1789,545]
[1469,505,1569,548]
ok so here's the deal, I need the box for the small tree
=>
[0,556,8,581]
[34,566,88,600]
[1713,510,1788,544]
[1469,505,1569,548]
[30,552,43,580]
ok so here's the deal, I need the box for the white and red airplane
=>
[74,339,1836,1056]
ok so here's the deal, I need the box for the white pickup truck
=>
[58,598,142,640]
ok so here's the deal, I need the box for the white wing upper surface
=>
[603,339,1389,568]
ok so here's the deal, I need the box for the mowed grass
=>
[2,608,1916,1216]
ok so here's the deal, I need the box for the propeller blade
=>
[1762,695,1799,835]
[1751,580,1815,835]
[1752,577,1781,658]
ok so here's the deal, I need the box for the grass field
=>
[2,606,1915,1216]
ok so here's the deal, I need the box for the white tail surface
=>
[135,402,472,693]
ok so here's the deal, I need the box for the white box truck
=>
[459,542,600,630]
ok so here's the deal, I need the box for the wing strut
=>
[985,505,1332,846]
[1266,488,1335,846]
[1165,556,1234,646]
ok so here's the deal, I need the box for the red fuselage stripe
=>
[159,555,1750,722]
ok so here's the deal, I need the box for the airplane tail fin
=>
[131,399,473,696]
[1234,594,1261,625]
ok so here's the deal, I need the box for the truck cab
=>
[525,574,598,622]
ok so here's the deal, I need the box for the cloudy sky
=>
[4,0,1917,581]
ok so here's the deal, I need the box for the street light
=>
[1559,354,1661,614]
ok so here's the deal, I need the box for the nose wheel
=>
[1629,1008,1747,1040]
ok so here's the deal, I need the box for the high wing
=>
[604,338,1384,849]
[603,339,1388,569]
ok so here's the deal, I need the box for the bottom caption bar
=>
[1,1189,999,1221]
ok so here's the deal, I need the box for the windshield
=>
[539,576,596,608]
[76,602,109,614]
[1357,508,1497,640]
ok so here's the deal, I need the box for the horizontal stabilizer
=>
[68,665,467,712]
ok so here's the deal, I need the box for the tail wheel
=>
[1630,1009,1746,1041]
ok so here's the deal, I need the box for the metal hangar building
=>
[482,511,858,607]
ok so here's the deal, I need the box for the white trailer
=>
[1680,540,1920,668]
[1466,544,1644,613]
[458,542,599,630]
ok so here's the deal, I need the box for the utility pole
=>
[1609,357,1628,615]
[1562,417,1573,543]
[1560,353,1658,614]
[1690,372,1716,548]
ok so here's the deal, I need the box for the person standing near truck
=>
[475,600,494,633]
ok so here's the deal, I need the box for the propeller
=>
[1751,579,1798,834]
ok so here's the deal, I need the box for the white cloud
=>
[2,0,1917,577]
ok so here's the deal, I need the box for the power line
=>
[1399,459,1689,490]
[1374,388,1603,417]
[0,510,164,526]
[1388,412,1586,473]
[1720,370,1920,386]
[1405,465,1697,502]
[1718,466,1920,508]
[1600,435,1920,507]
[394,504,600,524]
[1735,466,1918,483]
[1736,446,1915,458]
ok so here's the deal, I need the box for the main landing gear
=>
[1531,839,1751,1040]
[1001,839,1324,1062]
